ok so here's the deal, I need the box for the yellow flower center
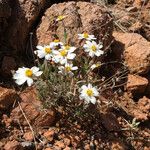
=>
[45,47,52,54]
[91,45,97,51]
[86,89,93,97]
[83,33,89,38]
[54,39,60,43]
[57,15,65,21]
[65,66,71,72]
[60,49,67,56]
[65,45,70,50]
[25,69,33,77]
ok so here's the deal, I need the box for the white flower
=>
[13,66,43,86]
[90,62,101,70]
[56,15,66,21]
[78,33,96,41]
[58,63,78,76]
[53,47,76,64]
[79,84,99,104]
[83,41,103,57]
[35,45,53,60]
[61,45,76,52]
[50,39,63,50]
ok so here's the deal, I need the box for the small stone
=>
[44,148,53,150]
[43,130,55,141]
[23,132,34,141]
[64,138,71,146]
[0,87,17,110]
[4,140,23,150]
[64,147,71,150]
[55,141,65,149]
[126,74,148,94]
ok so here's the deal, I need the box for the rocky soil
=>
[0,0,150,150]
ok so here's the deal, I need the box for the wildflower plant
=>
[12,15,108,121]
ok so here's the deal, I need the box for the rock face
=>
[11,87,55,127]
[3,0,46,53]
[0,0,47,73]
[36,1,114,51]
[113,32,150,74]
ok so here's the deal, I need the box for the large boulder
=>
[113,32,150,74]
[36,1,114,51]
[0,0,47,76]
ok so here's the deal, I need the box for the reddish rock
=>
[55,140,65,149]
[36,1,113,51]
[23,131,34,142]
[43,129,55,141]
[44,148,53,150]
[63,138,71,146]
[126,74,148,94]
[11,87,55,127]
[0,86,17,110]
[101,113,120,131]
[4,140,23,150]
[2,114,12,127]
[120,93,149,121]
[113,32,150,74]
[111,139,127,150]
[0,56,16,77]
[1,0,46,56]
[137,96,150,119]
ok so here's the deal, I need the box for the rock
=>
[140,3,150,41]
[43,129,55,141]
[0,56,16,77]
[11,87,55,127]
[4,140,23,150]
[126,6,138,12]
[55,140,65,149]
[126,74,148,94]
[0,0,11,36]
[113,32,150,74]
[133,0,148,8]
[1,0,46,58]
[137,96,150,119]
[23,131,34,142]
[120,93,149,121]
[36,1,114,51]
[111,139,127,150]
[0,86,17,110]
[101,113,120,131]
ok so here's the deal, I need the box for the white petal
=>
[45,54,52,60]
[35,71,43,77]
[81,85,88,90]
[89,51,94,57]
[67,53,76,60]
[31,66,39,73]
[36,50,46,58]
[15,78,27,85]
[88,84,93,88]
[69,47,76,52]
[90,97,96,104]
[60,58,67,64]
[93,87,99,94]
[27,78,33,86]
[72,66,78,70]
[36,45,44,50]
